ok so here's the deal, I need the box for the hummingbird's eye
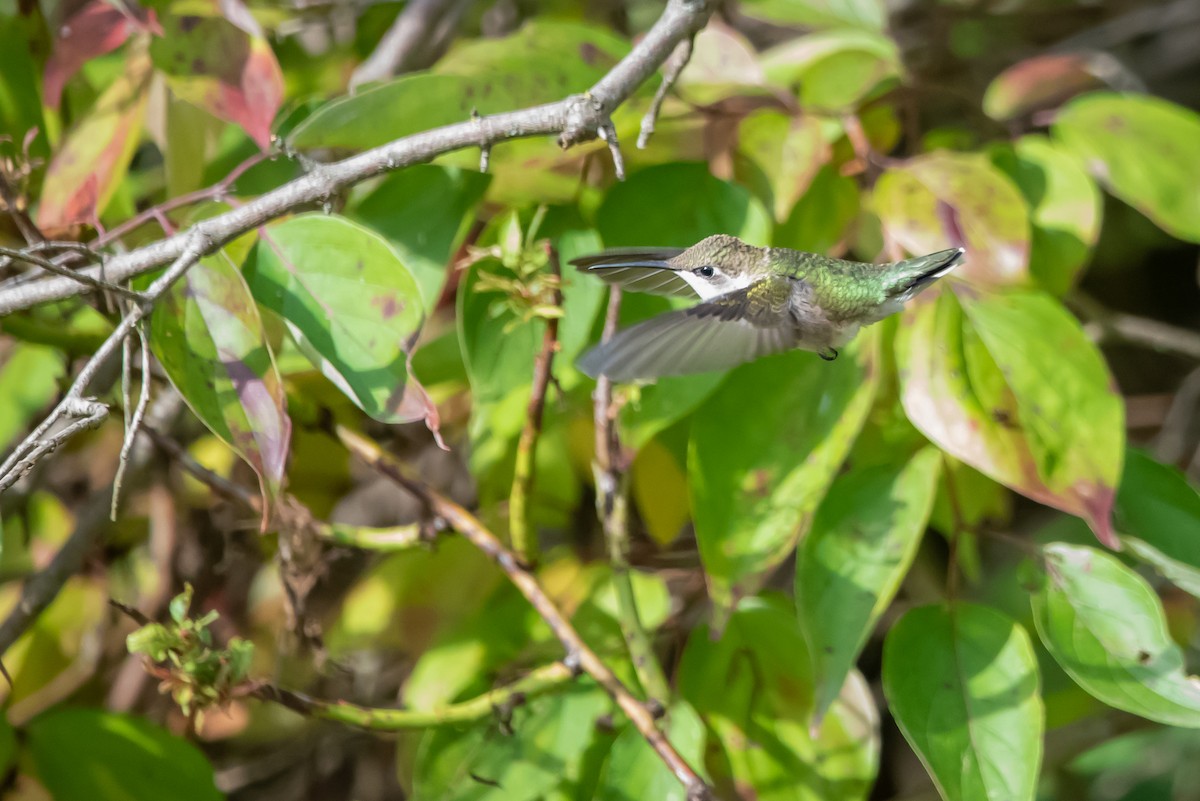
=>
[694,265,716,278]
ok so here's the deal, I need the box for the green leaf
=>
[245,213,437,435]
[1033,543,1200,727]
[0,12,48,158]
[798,447,942,723]
[874,151,1031,285]
[689,335,878,622]
[597,162,773,249]
[38,46,151,229]
[990,136,1102,295]
[151,252,290,502]
[739,0,886,30]
[0,343,65,452]
[288,20,630,151]
[27,709,222,801]
[761,29,900,110]
[402,583,535,710]
[678,596,879,801]
[882,604,1043,801]
[348,165,491,311]
[737,110,830,222]
[1053,92,1200,243]
[1117,450,1200,597]
[896,288,1123,547]
[412,682,613,801]
[0,714,15,780]
[595,702,707,801]
[775,164,861,254]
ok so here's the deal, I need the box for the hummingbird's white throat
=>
[676,267,757,300]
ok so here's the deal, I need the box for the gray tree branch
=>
[0,0,714,316]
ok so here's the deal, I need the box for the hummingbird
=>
[573,234,963,382]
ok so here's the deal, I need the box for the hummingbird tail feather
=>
[888,247,965,300]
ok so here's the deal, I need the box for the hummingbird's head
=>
[669,235,762,300]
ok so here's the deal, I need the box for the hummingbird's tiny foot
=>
[819,348,839,362]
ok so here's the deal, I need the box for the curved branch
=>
[335,425,714,801]
[0,0,715,316]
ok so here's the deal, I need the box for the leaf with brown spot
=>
[149,0,283,148]
[244,214,439,443]
[38,44,152,229]
[896,288,1123,547]
[874,151,1031,285]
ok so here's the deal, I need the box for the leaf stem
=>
[252,661,574,731]
[508,245,563,566]
[592,287,671,705]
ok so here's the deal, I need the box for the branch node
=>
[598,121,626,181]
[563,651,584,677]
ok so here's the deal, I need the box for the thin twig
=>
[349,0,474,89]
[334,425,713,801]
[0,238,207,493]
[638,35,695,149]
[1071,292,1200,361]
[592,287,670,705]
[0,246,143,302]
[0,169,43,245]
[111,323,152,520]
[0,0,716,315]
[251,661,573,731]
[0,392,182,657]
[508,246,563,565]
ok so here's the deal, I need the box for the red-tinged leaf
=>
[38,45,152,229]
[43,1,160,108]
[874,152,1031,285]
[982,52,1132,122]
[150,7,283,148]
[896,288,1123,547]
[149,252,291,516]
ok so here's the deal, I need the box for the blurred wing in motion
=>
[570,247,695,298]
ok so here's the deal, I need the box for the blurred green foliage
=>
[1,0,1199,800]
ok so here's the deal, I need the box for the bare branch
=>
[0,0,716,316]
[111,323,152,520]
[335,425,713,801]
[1071,292,1200,361]
[638,35,695,149]
[0,239,207,493]
[0,246,143,303]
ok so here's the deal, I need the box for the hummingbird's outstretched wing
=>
[578,282,798,381]
[570,248,697,298]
